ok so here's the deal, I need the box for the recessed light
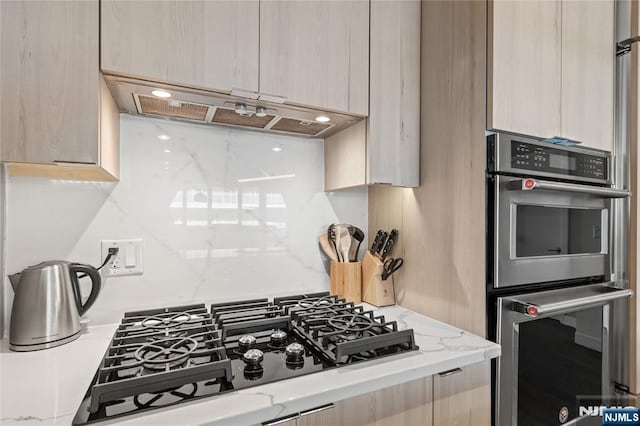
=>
[256,106,268,118]
[272,147,283,152]
[315,115,330,123]
[164,149,171,153]
[157,134,171,141]
[151,89,172,98]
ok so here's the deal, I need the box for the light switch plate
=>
[101,239,144,277]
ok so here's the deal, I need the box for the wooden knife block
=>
[362,251,396,306]
[330,261,362,304]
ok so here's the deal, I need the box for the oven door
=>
[495,283,633,426]
[492,176,629,288]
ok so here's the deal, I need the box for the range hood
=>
[103,75,363,138]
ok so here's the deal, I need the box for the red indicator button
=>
[524,179,536,190]
[526,305,539,317]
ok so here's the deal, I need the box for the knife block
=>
[362,251,396,307]
[330,261,362,304]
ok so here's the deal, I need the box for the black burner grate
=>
[88,304,232,414]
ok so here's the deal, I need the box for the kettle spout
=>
[8,273,21,292]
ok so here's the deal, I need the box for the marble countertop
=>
[0,304,501,426]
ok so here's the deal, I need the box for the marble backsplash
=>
[2,115,367,333]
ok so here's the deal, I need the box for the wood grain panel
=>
[433,362,491,426]
[368,0,421,187]
[368,0,487,337]
[259,0,369,115]
[99,79,120,180]
[331,376,433,426]
[561,0,614,151]
[101,0,259,93]
[488,0,561,138]
[7,163,118,182]
[1,0,99,164]
[324,120,367,191]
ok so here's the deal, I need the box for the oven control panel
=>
[510,141,607,180]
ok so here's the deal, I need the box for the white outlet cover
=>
[101,239,144,277]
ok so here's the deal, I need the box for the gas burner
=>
[327,314,374,333]
[134,336,199,371]
[297,296,337,311]
[132,383,198,409]
[140,312,194,330]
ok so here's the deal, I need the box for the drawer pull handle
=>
[438,368,462,377]
[299,403,335,417]
[262,414,300,425]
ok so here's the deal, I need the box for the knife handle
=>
[380,229,398,260]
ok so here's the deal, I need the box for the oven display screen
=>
[549,154,576,170]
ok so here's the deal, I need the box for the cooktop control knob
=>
[270,330,288,346]
[285,343,305,364]
[238,334,257,353]
[243,349,264,367]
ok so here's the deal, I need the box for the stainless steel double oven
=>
[487,132,633,426]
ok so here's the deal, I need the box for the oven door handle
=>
[509,178,630,198]
[506,283,633,318]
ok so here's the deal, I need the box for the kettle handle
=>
[69,263,102,316]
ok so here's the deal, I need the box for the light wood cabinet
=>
[1,0,119,180]
[560,0,615,152]
[433,362,491,426]
[324,0,420,189]
[487,0,562,139]
[265,363,490,426]
[259,0,369,116]
[488,0,615,152]
[101,0,259,93]
[271,376,433,426]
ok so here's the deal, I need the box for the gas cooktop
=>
[72,292,417,425]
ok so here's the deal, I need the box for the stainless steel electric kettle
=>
[8,261,102,351]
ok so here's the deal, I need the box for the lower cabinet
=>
[264,361,490,426]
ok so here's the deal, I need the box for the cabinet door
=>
[561,0,614,151]
[488,0,562,138]
[433,362,491,426]
[1,0,99,164]
[259,0,369,115]
[368,0,421,187]
[101,0,259,93]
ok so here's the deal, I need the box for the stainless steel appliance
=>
[8,261,102,351]
[486,132,633,425]
[72,292,417,425]
[488,133,629,288]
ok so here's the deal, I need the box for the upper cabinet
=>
[324,0,421,189]
[488,0,562,139]
[560,0,614,152]
[488,0,614,152]
[1,0,119,181]
[101,0,260,93]
[101,0,368,116]
[259,0,369,115]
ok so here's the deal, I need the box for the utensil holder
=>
[362,251,396,307]
[330,261,362,304]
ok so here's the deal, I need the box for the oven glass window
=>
[518,307,603,425]
[515,205,603,257]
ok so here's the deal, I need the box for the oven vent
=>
[136,95,210,121]
[270,118,332,136]
[211,107,276,128]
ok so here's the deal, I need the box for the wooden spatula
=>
[319,233,339,262]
